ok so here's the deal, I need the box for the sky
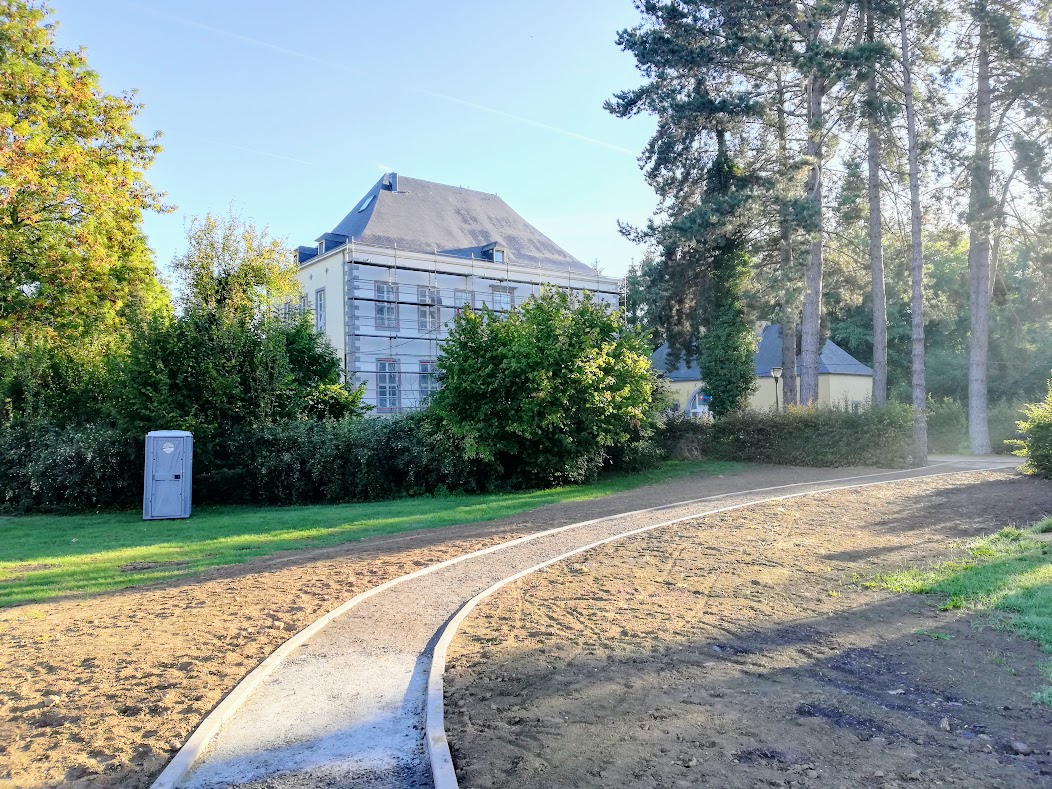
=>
[48,0,660,282]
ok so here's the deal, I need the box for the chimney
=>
[384,172,399,192]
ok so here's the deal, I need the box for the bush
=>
[988,400,1026,455]
[0,423,142,512]
[926,397,967,454]
[1017,380,1052,477]
[658,404,914,468]
[430,289,657,487]
[0,414,496,513]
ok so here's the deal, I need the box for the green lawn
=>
[871,518,1052,704]
[0,460,743,607]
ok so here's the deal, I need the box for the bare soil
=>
[0,462,834,789]
[0,529,539,789]
[445,472,1052,789]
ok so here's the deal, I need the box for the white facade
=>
[296,241,621,411]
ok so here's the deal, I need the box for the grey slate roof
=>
[317,173,594,275]
[651,324,873,381]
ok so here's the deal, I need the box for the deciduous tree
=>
[0,0,169,349]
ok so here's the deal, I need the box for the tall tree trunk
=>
[900,2,927,465]
[775,72,798,408]
[867,4,888,406]
[781,317,798,408]
[800,76,825,406]
[968,24,993,454]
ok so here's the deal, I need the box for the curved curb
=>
[150,462,996,788]
[424,463,1015,788]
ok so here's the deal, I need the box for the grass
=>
[0,459,743,607]
[871,518,1052,704]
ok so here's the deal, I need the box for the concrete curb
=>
[423,462,1016,788]
[150,462,1008,788]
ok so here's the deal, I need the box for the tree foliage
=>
[430,289,657,486]
[0,0,169,348]
[109,212,360,435]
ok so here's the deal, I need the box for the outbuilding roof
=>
[651,324,873,381]
[315,173,594,275]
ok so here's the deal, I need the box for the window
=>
[419,361,439,402]
[418,286,439,331]
[377,360,400,410]
[454,289,472,313]
[687,389,712,421]
[493,249,505,263]
[314,288,326,332]
[357,194,375,213]
[375,282,397,330]
[317,241,325,255]
[298,293,308,316]
[490,286,513,312]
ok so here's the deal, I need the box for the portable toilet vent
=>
[143,430,193,520]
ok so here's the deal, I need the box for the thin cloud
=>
[201,139,314,166]
[121,1,635,158]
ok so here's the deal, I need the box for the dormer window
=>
[317,241,325,254]
[482,242,507,264]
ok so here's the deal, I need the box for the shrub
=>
[988,400,1026,455]
[0,423,142,512]
[926,397,967,454]
[1017,379,1052,477]
[659,404,913,468]
[430,289,657,487]
[0,414,497,513]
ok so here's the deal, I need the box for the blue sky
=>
[49,0,658,282]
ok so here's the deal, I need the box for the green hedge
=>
[1018,380,1052,477]
[0,423,143,513]
[926,398,1023,455]
[659,405,914,468]
[0,415,497,514]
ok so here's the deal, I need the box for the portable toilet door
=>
[143,430,193,520]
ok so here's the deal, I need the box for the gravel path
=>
[165,459,1017,789]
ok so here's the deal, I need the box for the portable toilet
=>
[143,430,193,520]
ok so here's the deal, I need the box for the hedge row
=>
[927,397,1025,454]
[0,415,496,514]
[1,405,920,514]
[659,405,914,468]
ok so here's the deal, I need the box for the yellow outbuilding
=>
[651,324,874,415]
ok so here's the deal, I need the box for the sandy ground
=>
[0,531,535,789]
[1,463,882,789]
[445,472,1052,789]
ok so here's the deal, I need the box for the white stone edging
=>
[150,462,1003,788]
[424,463,1014,789]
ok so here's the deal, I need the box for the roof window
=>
[482,243,507,264]
[358,194,375,213]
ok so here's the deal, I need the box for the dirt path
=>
[0,463,903,789]
[0,462,1023,789]
[445,471,1052,789]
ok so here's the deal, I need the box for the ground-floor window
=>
[314,288,326,332]
[377,359,400,410]
[687,388,712,420]
[419,360,439,402]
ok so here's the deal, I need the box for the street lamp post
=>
[771,366,783,411]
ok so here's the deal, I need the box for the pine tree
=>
[693,133,757,416]
[900,0,928,464]
[954,0,1052,452]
